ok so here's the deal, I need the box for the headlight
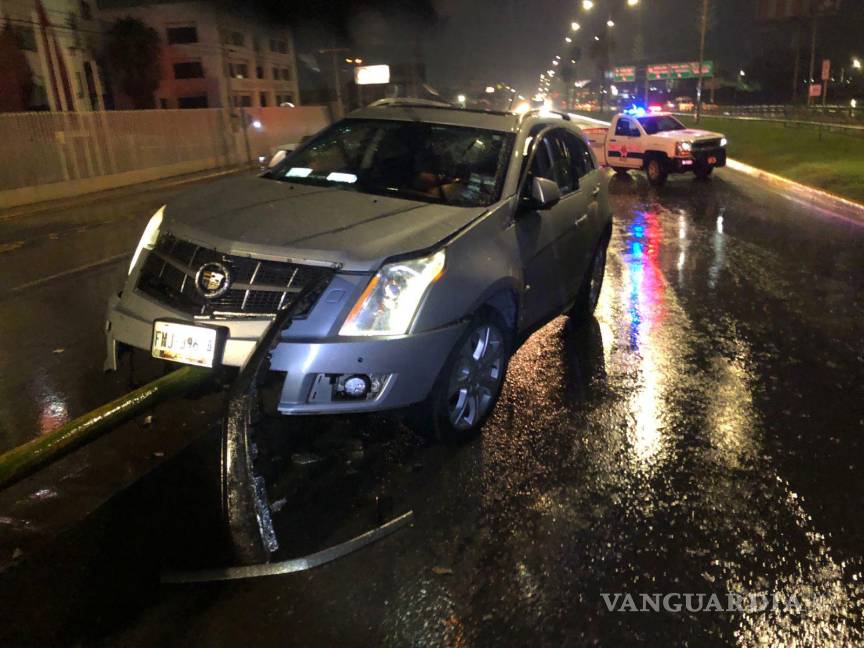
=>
[720,137,728,147]
[129,206,164,274]
[676,141,692,155]
[339,250,446,336]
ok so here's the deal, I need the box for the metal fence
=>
[0,106,331,195]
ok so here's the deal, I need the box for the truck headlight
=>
[339,250,446,336]
[129,206,164,274]
[676,141,692,156]
[720,137,728,147]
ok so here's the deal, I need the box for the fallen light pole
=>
[0,366,211,490]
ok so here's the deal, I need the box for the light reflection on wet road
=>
[3,169,864,645]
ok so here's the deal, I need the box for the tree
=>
[0,22,34,112]
[104,17,161,109]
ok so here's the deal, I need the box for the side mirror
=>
[530,176,561,210]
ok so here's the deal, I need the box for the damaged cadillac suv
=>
[105,103,612,440]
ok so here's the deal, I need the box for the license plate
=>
[708,156,717,164]
[152,321,222,368]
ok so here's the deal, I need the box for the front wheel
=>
[694,164,714,179]
[408,310,512,443]
[646,157,668,186]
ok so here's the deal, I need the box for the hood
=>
[162,175,490,272]
[651,128,724,142]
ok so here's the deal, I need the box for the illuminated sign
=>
[354,65,390,85]
[613,66,636,83]
[647,61,714,81]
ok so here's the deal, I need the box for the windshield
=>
[274,119,512,207]
[637,115,687,135]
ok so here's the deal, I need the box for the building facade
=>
[96,0,300,109]
[0,0,108,111]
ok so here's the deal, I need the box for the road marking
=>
[7,252,129,294]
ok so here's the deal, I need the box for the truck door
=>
[607,116,644,168]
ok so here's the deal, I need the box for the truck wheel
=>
[646,157,668,186]
[407,309,512,443]
[694,164,714,179]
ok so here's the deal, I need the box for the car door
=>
[607,117,644,168]
[559,130,602,299]
[516,128,583,329]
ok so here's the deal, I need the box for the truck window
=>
[615,118,638,137]
[637,115,686,135]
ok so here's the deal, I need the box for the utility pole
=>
[695,0,709,123]
[318,46,349,118]
[806,16,817,107]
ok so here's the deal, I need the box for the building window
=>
[272,67,280,80]
[80,1,92,19]
[166,25,198,44]
[259,92,269,107]
[173,61,205,79]
[231,94,252,108]
[10,24,37,51]
[227,62,249,79]
[280,68,292,82]
[269,38,287,54]
[225,31,245,47]
[178,95,208,108]
[159,98,168,109]
[256,65,264,79]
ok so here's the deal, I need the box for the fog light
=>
[343,375,370,398]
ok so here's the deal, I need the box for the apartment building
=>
[96,0,300,109]
[0,0,108,111]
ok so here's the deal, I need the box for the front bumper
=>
[105,283,466,415]
[672,148,727,173]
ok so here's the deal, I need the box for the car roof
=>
[348,104,582,135]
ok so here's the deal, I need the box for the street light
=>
[582,0,594,10]
[594,35,600,41]
[739,69,746,77]
[853,58,862,70]
[457,94,466,103]
[571,21,581,31]
[607,19,615,27]
[485,86,495,93]
[627,0,639,6]
[565,36,573,43]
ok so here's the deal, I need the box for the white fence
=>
[0,106,331,209]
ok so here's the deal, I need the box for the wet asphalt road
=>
[2,167,864,646]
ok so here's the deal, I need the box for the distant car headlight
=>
[676,141,692,156]
[720,137,728,147]
[339,250,446,336]
[129,206,164,275]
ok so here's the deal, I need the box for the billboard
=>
[647,61,714,81]
[355,65,390,85]
[613,66,636,83]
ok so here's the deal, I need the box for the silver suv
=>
[106,103,612,440]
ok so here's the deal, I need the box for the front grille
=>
[692,138,722,150]
[136,232,334,318]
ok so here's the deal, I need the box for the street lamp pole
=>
[695,0,709,123]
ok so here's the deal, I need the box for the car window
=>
[547,132,575,194]
[276,119,513,207]
[564,132,594,179]
[637,115,686,135]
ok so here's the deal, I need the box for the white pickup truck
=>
[579,112,727,186]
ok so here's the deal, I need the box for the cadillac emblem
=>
[194,261,232,299]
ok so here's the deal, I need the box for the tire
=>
[645,157,668,186]
[694,164,714,179]
[568,235,609,323]
[407,309,512,443]
[612,167,630,175]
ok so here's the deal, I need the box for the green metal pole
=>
[0,366,211,490]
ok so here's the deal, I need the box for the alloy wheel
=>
[446,323,505,431]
